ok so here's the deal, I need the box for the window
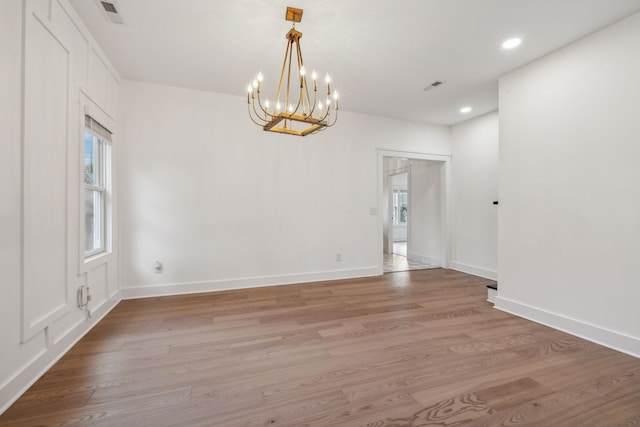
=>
[392,190,408,225]
[83,116,111,258]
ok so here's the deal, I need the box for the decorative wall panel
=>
[22,10,70,341]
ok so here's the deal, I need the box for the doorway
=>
[378,150,451,274]
[390,170,409,255]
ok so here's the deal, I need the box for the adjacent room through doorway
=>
[380,152,450,273]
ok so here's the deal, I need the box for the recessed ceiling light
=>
[502,37,522,49]
[460,106,472,114]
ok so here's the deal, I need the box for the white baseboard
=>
[407,253,439,266]
[451,261,497,280]
[121,266,380,299]
[0,291,121,415]
[495,296,640,359]
[487,287,497,304]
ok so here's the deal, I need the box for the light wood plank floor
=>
[1,269,639,426]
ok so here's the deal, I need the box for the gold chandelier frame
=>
[247,7,339,136]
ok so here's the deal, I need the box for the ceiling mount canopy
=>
[247,7,339,137]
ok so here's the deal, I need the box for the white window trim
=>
[78,92,115,274]
[83,167,107,257]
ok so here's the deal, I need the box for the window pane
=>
[84,189,103,254]
[84,132,101,185]
[399,191,408,224]
[392,192,398,225]
[83,121,109,260]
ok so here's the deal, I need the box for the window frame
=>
[83,128,108,257]
[392,189,408,225]
[79,97,114,273]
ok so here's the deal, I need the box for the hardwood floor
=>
[1,269,639,426]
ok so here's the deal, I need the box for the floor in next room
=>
[383,241,435,273]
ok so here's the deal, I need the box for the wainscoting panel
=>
[1,0,122,416]
[87,48,108,110]
[22,7,70,341]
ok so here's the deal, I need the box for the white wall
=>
[451,112,499,279]
[118,80,450,297]
[0,0,121,413]
[408,160,443,266]
[497,12,640,356]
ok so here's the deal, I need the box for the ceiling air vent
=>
[97,0,125,24]
[423,80,445,91]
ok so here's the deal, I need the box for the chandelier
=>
[247,7,339,137]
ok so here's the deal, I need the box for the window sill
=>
[81,250,113,274]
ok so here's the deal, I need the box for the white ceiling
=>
[69,0,640,126]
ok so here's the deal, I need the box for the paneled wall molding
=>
[2,0,121,416]
[20,0,123,344]
[21,0,72,342]
[80,88,116,127]
[54,0,121,82]
[1,292,121,415]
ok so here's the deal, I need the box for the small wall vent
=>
[97,0,125,24]
[423,80,445,91]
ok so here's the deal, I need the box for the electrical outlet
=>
[77,285,92,318]
[77,285,90,308]
[336,253,342,262]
